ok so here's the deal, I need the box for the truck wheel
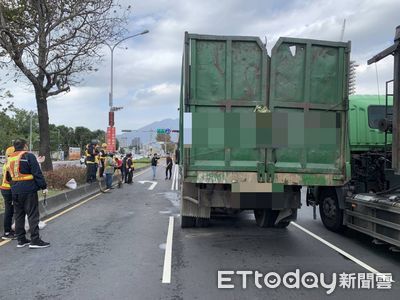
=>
[319,190,345,232]
[254,209,277,228]
[181,216,196,228]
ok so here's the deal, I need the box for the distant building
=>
[131,137,142,154]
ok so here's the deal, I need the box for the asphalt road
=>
[0,166,399,300]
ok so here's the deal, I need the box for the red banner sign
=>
[106,126,116,152]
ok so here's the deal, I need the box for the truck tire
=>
[254,209,277,228]
[181,216,196,228]
[319,189,345,232]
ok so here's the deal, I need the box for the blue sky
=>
[2,0,399,133]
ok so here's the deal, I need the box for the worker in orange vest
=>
[1,146,16,240]
[5,139,50,248]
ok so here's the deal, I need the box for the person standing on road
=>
[151,153,159,180]
[114,156,123,188]
[104,153,115,189]
[98,149,106,178]
[1,146,16,240]
[121,154,127,183]
[165,153,173,180]
[5,139,50,249]
[125,153,134,184]
[85,140,99,183]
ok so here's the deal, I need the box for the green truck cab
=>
[179,32,351,228]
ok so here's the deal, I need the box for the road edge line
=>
[171,165,176,190]
[174,166,179,190]
[162,216,174,283]
[291,221,381,274]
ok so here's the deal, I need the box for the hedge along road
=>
[1,165,400,299]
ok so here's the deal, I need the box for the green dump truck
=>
[179,32,351,228]
[306,26,400,249]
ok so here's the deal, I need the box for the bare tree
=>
[0,0,131,170]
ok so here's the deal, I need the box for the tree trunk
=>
[35,89,53,171]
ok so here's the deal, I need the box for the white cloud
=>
[133,83,180,107]
[1,0,399,132]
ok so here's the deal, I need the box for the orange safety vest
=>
[6,151,34,182]
[0,163,11,190]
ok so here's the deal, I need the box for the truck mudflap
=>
[345,193,400,248]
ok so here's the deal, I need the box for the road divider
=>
[162,216,174,284]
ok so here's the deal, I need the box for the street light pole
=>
[104,30,149,153]
[105,29,149,110]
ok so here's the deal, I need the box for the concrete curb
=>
[0,166,149,234]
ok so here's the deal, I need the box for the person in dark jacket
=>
[6,139,50,249]
[151,153,159,180]
[125,153,134,184]
[85,140,99,183]
[165,153,173,180]
[122,154,128,183]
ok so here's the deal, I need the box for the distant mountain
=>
[117,118,179,148]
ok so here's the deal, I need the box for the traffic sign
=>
[157,128,172,134]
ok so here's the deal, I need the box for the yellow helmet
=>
[5,146,15,158]
[102,143,108,148]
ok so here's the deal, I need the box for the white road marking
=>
[291,222,382,274]
[162,216,174,284]
[174,167,179,191]
[171,166,179,191]
[171,165,176,191]
[138,180,158,190]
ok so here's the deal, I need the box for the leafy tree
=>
[74,126,93,151]
[0,88,13,112]
[156,133,174,154]
[0,0,130,170]
[0,112,15,152]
